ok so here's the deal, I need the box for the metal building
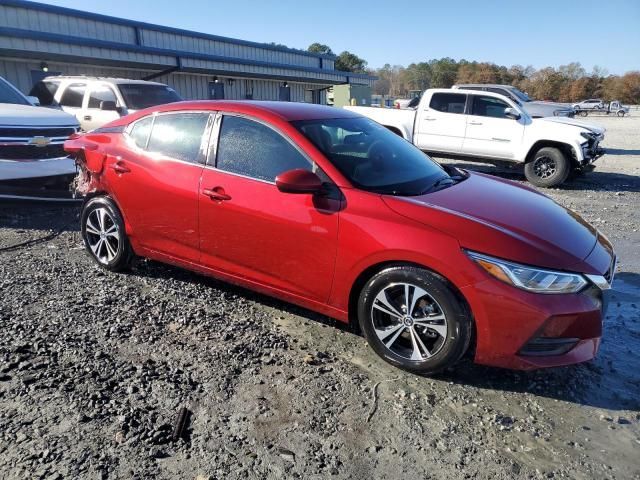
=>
[0,0,375,103]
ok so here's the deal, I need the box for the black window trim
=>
[206,111,316,186]
[124,110,214,166]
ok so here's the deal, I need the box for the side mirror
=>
[100,100,118,111]
[504,107,521,120]
[276,169,323,194]
[26,95,41,106]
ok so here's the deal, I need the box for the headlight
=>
[466,251,588,294]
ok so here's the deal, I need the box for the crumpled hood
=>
[382,172,601,273]
[0,103,78,127]
[537,116,606,135]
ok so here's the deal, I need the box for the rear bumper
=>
[462,280,608,371]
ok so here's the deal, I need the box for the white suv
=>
[29,77,182,131]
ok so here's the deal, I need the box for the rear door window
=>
[429,93,467,114]
[146,113,210,164]
[59,83,86,108]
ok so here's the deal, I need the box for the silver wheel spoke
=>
[384,325,406,349]
[104,225,119,238]
[373,290,403,318]
[408,328,424,360]
[415,322,447,338]
[90,238,103,256]
[96,209,105,231]
[86,218,100,235]
[104,239,117,260]
[375,323,404,341]
[407,284,428,317]
[412,328,432,358]
[413,314,446,322]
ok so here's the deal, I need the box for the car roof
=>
[454,83,515,89]
[42,76,168,86]
[112,100,361,125]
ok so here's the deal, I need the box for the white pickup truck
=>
[345,88,605,187]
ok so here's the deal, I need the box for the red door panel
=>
[198,170,340,303]
[104,145,203,263]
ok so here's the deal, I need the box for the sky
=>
[43,0,640,75]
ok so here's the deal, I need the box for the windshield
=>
[293,116,458,196]
[117,84,182,110]
[0,77,30,105]
[510,87,532,103]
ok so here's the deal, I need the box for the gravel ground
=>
[1,116,639,480]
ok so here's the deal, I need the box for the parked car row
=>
[0,75,182,199]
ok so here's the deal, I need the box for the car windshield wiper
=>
[422,176,457,194]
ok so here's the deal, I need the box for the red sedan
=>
[65,101,615,374]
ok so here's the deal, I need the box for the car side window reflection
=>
[128,116,154,149]
[215,115,311,182]
[146,113,210,164]
[471,95,511,119]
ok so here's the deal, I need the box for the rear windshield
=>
[118,84,182,110]
[0,77,30,105]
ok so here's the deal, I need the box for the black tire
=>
[580,111,588,117]
[357,266,472,375]
[524,147,570,188]
[81,196,134,272]
[617,110,625,117]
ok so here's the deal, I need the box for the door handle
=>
[469,121,483,125]
[84,115,92,121]
[110,161,130,174]
[202,187,231,201]
[423,117,436,121]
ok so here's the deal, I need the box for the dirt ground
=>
[1,116,639,480]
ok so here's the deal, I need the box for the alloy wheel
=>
[371,282,448,361]
[85,207,120,264]
[533,156,557,179]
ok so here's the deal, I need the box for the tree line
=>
[373,59,640,104]
[304,44,639,104]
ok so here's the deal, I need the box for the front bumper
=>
[462,279,609,370]
[580,136,605,165]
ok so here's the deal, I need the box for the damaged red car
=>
[65,101,615,374]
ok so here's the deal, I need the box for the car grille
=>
[0,127,76,138]
[0,144,67,160]
[0,125,76,161]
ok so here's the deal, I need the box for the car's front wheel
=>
[524,147,570,188]
[81,196,134,271]
[358,266,472,375]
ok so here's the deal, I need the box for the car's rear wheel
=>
[358,266,472,375]
[81,196,133,272]
[524,147,570,188]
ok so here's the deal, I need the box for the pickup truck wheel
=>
[524,147,570,188]
[617,110,625,117]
